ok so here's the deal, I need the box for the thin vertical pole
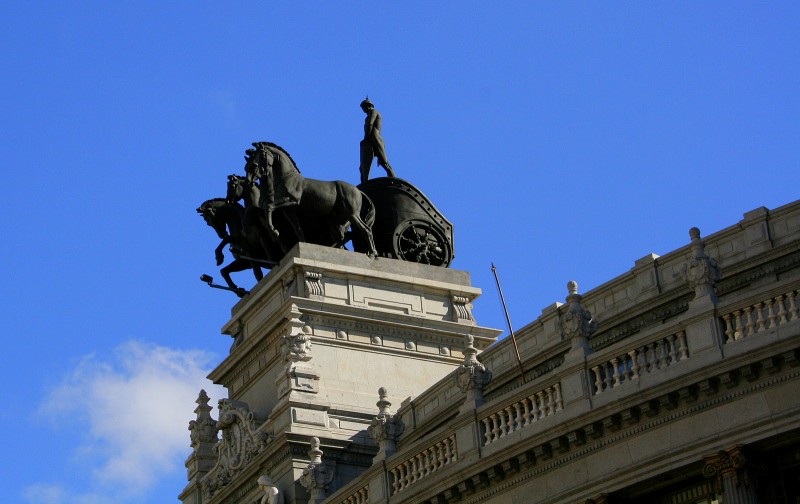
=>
[491,263,527,384]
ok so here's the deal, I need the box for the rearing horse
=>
[197,198,271,296]
[245,142,378,257]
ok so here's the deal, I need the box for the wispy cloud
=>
[27,341,226,503]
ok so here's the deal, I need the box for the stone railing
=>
[480,382,563,446]
[335,485,369,504]
[591,331,689,395]
[721,288,800,343]
[389,435,457,494]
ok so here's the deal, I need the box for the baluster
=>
[777,294,788,325]
[668,334,678,364]
[522,397,532,426]
[611,357,622,386]
[744,306,754,337]
[647,343,657,372]
[505,406,516,433]
[436,441,446,468]
[629,349,640,379]
[409,457,418,484]
[403,460,413,489]
[592,365,603,394]
[530,394,541,421]
[416,453,426,480]
[554,383,563,411]
[546,387,555,416]
[497,409,508,437]
[734,310,744,340]
[423,449,433,476]
[722,314,734,342]
[481,417,493,445]
[657,339,669,368]
[513,402,524,430]
[755,303,766,332]
[787,290,799,321]
[677,331,689,360]
[603,362,614,389]
[444,437,455,464]
[491,412,502,439]
[766,298,777,329]
[536,391,546,420]
[391,467,401,494]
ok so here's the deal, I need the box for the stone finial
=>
[455,334,492,410]
[186,389,218,482]
[683,227,720,303]
[377,387,392,414]
[368,388,405,461]
[561,281,597,356]
[308,437,323,465]
[300,437,335,504]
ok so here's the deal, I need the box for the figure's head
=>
[360,97,373,112]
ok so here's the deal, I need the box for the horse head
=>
[197,198,231,240]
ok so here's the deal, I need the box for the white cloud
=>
[28,341,226,503]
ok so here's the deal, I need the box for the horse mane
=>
[256,141,301,174]
[199,197,228,210]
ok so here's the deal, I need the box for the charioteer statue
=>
[198,99,455,297]
[359,97,396,184]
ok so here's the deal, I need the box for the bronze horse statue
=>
[197,198,274,296]
[244,142,378,257]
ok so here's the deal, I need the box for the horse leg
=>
[281,208,305,244]
[350,214,378,258]
[221,259,255,296]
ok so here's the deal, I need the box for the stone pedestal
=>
[184,243,499,503]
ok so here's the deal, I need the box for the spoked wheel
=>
[393,219,452,267]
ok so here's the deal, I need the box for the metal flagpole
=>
[491,263,527,384]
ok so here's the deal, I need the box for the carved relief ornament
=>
[202,399,271,499]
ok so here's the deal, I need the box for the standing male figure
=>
[359,97,396,184]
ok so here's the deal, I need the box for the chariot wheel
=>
[393,219,452,267]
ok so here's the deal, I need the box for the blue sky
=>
[1,2,798,503]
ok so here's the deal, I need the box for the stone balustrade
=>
[591,331,689,395]
[721,288,800,343]
[480,382,563,446]
[389,435,457,494]
[336,485,369,504]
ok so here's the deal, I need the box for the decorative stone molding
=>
[456,335,492,409]
[304,271,324,297]
[561,281,597,356]
[367,387,405,460]
[186,389,218,481]
[202,399,271,499]
[703,445,758,503]
[452,295,476,325]
[300,437,335,504]
[683,227,720,303]
[281,325,313,368]
[257,474,281,504]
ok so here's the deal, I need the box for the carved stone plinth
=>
[367,387,405,461]
[300,437,335,504]
[456,335,492,412]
